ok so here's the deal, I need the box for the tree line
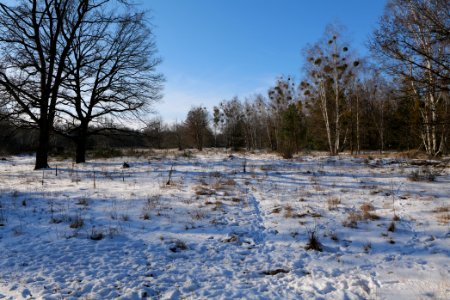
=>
[179,0,449,157]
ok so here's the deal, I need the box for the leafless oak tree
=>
[184,106,209,151]
[58,9,163,163]
[0,0,103,169]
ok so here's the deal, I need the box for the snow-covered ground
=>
[0,150,449,299]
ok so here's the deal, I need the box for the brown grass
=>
[231,197,241,203]
[224,178,236,186]
[69,216,84,229]
[192,209,206,220]
[195,186,216,196]
[271,207,282,214]
[360,202,380,220]
[284,204,294,218]
[212,201,223,211]
[433,206,449,213]
[433,206,450,225]
[437,214,450,225]
[360,202,374,212]
[327,197,341,210]
[305,229,323,251]
[343,211,363,228]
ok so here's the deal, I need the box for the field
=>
[0,150,449,299]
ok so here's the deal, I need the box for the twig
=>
[166,164,174,185]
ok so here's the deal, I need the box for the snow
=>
[0,150,449,299]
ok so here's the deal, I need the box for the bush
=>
[408,167,438,182]
[305,228,323,251]
[70,216,84,229]
[90,227,104,240]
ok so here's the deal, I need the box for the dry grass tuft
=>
[76,197,89,206]
[433,206,449,213]
[212,201,223,211]
[90,227,104,241]
[271,207,282,214]
[195,186,216,196]
[169,239,188,252]
[231,197,241,203]
[360,202,380,220]
[437,214,450,225]
[284,204,294,218]
[343,211,363,228]
[388,221,396,232]
[69,216,84,229]
[223,178,236,186]
[305,228,323,251]
[327,197,341,210]
[192,209,207,220]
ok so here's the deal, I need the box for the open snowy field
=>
[0,150,449,299]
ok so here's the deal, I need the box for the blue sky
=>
[143,0,387,123]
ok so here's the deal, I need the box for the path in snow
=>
[1,153,448,299]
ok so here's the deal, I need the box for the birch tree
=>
[300,25,360,155]
[370,0,449,156]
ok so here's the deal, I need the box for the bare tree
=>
[58,9,163,163]
[184,106,209,151]
[268,76,297,152]
[268,76,304,157]
[0,0,103,169]
[370,0,449,156]
[300,25,360,155]
[219,97,246,150]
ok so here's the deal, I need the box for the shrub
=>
[408,166,439,182]
[169,239,188,252]
[90,227,104,240]
[70,216,84,229]
[305,228,323,251]
[343,211,362,228]
[141,212,150,220]
[360,202,380,220]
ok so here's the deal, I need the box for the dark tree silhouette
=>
[184,106,209,151]
[58,9,163,163]
[0,0,100,169]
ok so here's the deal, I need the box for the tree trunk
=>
[334,78,340,155]
[75,124,88,163]
[333,43,340,156]
[35,122,50,170]
[356,93,360,155]
[318,82,333,155]
[75,136,87,163]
